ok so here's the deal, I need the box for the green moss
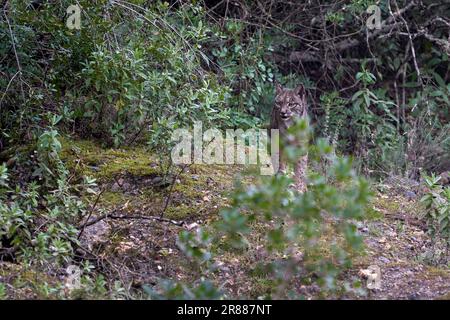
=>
[426,266,450,278]
[365,206,384,220]
[248,277,276,298]
[249,262,272,278]
[59,137,247,227]
[0,263,63,299]
[165,204,194,220]
[171,179,203,200]
[373,196,400,213]
[60,136,162,182]
[101,191,132,207]
[96,156,159,180]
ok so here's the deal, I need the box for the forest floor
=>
[1,138,449,299]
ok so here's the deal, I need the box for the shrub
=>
[0,126,96,265]
[151,121,371,299]
[421,174,450,243]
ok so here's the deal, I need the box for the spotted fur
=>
[270,82,309,193]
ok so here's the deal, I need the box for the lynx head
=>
[274,82,308,122]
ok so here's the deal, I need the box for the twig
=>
[393,0,423,87]
[77,189,105,239]
[0,70,19,107]
[81,211,184,227]
[160,164,190,219]
[3,10,25,101]
[285,0,418,63]
[112,174,124,188]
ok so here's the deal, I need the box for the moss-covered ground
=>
[1,137,449,300]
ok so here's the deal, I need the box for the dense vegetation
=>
[0,0,449,299]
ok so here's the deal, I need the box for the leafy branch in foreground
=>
[149,121,371,299]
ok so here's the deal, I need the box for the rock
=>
[387,231,397,237]
[404,190,416,200]
[79,220,110,251]
[122,182,131,191]
[111,182,121,192]
[439,171,450,185]
[186,222,199,231]
[355,221,364,229]
[149,162,158,168]
[413,230,424,237]
[152,176,163,184]
[151,176,173,188]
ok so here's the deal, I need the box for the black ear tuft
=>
[295,84,306,97]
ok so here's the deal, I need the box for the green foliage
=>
[177,228,213,265]
[70,3,270,149]
[0,1,260,150]
[0,127,96,265]
[145,279,222,300]
[421,175,450,243]
[320,91,346,147]
[319,69,401,176]
[325,11,345,25]
[210,20,275,122]
[219,128,370,296]
[152,121,371,299]
[1,0,449,300]
[0,283,6,300]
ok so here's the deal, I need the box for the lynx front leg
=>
[272,150,286,176]
[294,155,308,193]
[278,159,287,175]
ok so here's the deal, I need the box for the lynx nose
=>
[281,112,290,119]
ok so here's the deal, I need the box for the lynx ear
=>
[275,81,283,95]
[295,84,306,97]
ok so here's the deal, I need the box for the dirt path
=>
[351,194,450,299]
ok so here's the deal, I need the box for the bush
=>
[151,121,371,299]
[421,174,450,243]
[0,125,96,265]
